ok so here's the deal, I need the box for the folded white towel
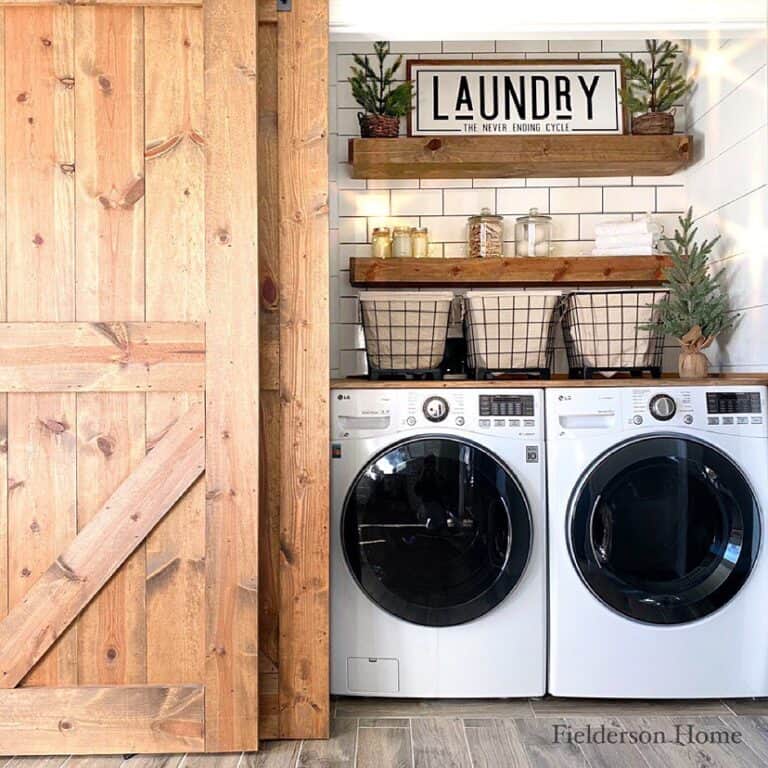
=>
[591,246,658,256]
[594,218,661,238]
[596,232,658,249]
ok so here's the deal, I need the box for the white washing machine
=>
[547,385,768,698]
[330,387,547,698]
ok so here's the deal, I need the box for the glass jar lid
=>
[411,227,429,234]
[468,207,503,224]
[516,207,552,223]
[392,226,411,235]
[372,227,391,236]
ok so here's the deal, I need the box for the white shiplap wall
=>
[329,39,688,378]
[686,35,768,372]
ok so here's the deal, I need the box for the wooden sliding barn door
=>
[0,0,328,753]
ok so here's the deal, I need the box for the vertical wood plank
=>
[76,393,146,684]
[7,394,77,686]
[204,0,260,750]
[0,395,6,621]
[277,0,330,740]
[4,5,77,687]
[74,6,147,687]
[144,5,206,686]
[75,5,144,323]
[257,5,279,740]
[0,8,6,622]
[5,6,74,322]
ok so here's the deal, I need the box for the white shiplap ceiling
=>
[330,0,768,40]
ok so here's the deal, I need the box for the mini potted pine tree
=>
[619,39,693,134]
[348,41,414,138]
[649,208,738,379]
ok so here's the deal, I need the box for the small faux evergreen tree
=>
[348,41,413,117]
[649,208,737,356]
[620,39,693,115]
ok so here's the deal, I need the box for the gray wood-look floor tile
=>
[358,719,409,728]
[120,757,184,768]
[719,715,768,765]
[620,716,764,768]
[6,759,70,768]
[65,760,123,768]
[242,741,303,768]
[532,698,730,717]
[335,698,533,719]
[511,717,589,768]
[297,718,357,768]
[356,727,412,768]
[565,717,650,768]
[464,719,529,768]
[725,700,768,715]
[184,756,242,768]
[410,718,471,768]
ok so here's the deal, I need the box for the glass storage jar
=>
[515,208,553,257]
[411,227,429,259]
[467,208,504,258]
[371,227,392,259]
[392,226,413,258]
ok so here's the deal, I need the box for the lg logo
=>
[558,394,573,402]
[337,394,350,401]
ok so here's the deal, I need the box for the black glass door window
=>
[569,436,760,625]
[342,437,532,627]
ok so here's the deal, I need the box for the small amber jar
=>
[392,226,413,258]
[411,227,429,259]
[371,227,392,259]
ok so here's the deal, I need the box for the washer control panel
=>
[330,388,543,440]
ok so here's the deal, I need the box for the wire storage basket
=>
[359,291,454,379]
[561,290,669,379]
[464,291,562,379]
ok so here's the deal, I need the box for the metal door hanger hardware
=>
[277,0,291,10]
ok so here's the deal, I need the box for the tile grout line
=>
[352,718,360,768]
[461,717,476,768]
[408,717,416,768]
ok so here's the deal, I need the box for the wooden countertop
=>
[331,375,768,390]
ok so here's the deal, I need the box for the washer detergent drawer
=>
[347,657,399,694]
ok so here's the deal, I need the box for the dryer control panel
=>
[548,386,768,439]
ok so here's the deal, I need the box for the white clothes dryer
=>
[547,385,768,698]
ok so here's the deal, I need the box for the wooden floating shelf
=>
[348,135,692,179]
[349,255,672,288]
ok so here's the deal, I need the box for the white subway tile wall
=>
[687,36,768,372]
[330,39,688,378]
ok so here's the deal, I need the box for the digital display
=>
[479,395,535,417]
[706,392,762,415]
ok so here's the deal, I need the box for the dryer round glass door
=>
[342,436,532,627]
[569,435,761,625]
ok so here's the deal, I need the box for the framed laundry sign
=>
[406,59,627,136]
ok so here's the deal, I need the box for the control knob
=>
[649,394,676,421]
[423,396,449,423]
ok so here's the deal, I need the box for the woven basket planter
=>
[358,112,400,138]
[632,111,675,135]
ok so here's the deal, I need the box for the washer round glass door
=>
[569,436,760,625]
[342,436,532,627]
